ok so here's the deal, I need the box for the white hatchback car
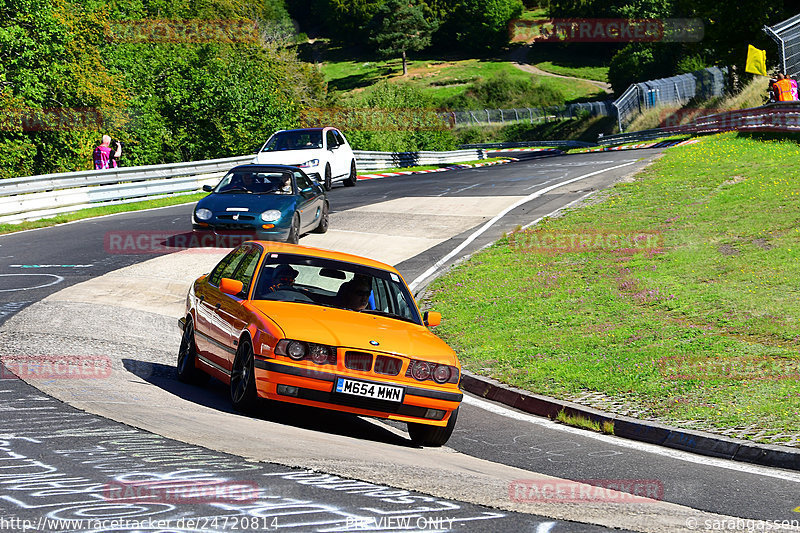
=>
[253,127,357,190]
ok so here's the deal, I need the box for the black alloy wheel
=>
[176,318,208,385]
[344,160,357,187]
[230,339,258,412]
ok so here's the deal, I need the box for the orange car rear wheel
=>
[407,406,459,447]
[176,317,209,385]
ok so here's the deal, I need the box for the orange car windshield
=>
[252,255,421,325]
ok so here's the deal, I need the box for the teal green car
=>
[192,165,329,244]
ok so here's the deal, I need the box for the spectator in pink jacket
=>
[93,135,122,169]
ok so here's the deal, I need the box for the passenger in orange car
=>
[264,264,298,293]
[336,276,372,311]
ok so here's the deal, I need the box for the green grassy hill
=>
[426,132,800,443]
[315,48,607,109]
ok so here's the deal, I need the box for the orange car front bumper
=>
[253,358,462,426]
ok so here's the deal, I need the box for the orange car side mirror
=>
[424,311,441,327]
[220,278,244,297]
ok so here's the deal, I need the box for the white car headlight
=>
[261,209,282,222]
[195,208,212,221]
[298,159,319,168]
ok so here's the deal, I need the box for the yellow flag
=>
[745,44,767,76]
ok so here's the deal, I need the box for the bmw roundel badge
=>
[370,340,379,346]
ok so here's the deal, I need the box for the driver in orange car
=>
[336,275,372,311]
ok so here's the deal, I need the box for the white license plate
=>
[335,378,404,403]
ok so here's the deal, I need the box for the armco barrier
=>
[598,102,800,145]
[460,140,596,149]
[354,149,484,171]
[0,149,485,224]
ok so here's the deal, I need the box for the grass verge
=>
[425,132,800,443]
[556,410,615,434]
[0,193,207,235]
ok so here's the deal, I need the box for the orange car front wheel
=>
[231,339,258,413]
[407,407,459,447]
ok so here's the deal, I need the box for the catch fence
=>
[447,100,613,127]
[613,67,729,130]
[765,13,800,77]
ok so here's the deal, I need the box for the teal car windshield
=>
[262,131,323,151]
[213,170,294,195]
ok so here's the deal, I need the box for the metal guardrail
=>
[0,149,486,224]
[354,149,484,171]
[460,140,595,149]
[597,128,686,145]
[598,102,800,145]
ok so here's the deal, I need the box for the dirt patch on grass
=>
[752,237,774,250]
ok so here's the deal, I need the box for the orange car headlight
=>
[406,360,459,384]
[275,339,337,365]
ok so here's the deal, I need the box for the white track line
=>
[463,395,800,484]
[408,161,637,291]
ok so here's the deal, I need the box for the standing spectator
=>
[768,78,778,103]
[790,74,798,101]
[93,135,122,169]
[774,73,794,102]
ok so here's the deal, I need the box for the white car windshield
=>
[262,131,323,152]
[252,254,422,325]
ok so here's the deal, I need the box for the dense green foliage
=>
[341,82,457,152]
[444,70,566,109]
[0,0,323,177]
[548,0,796,92]
[290,0,524,52]
[431,0,524,51]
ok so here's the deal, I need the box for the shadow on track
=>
[122,358,417,448]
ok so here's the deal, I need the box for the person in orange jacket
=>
[774,73,794,101]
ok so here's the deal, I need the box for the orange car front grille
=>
[344,351,372,371]
[374,355,402,376]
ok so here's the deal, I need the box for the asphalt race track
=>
[1,150,798,532]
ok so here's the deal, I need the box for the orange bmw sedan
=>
[177,242,462,446]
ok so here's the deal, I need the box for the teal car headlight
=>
[261,209,282,222]
[195,208,212,221]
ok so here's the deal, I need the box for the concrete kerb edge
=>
[458,370,800,471]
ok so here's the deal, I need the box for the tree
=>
[369,0,437,76]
